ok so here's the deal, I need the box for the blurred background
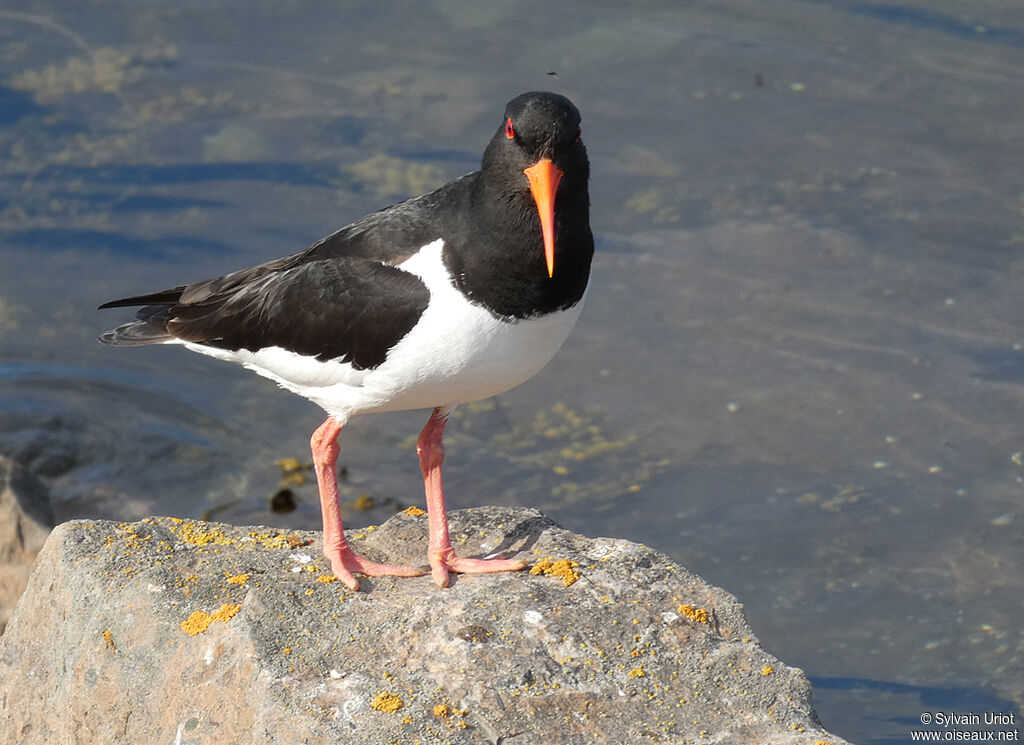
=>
[1,2,1022,741]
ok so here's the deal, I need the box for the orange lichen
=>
[370,692,404,713]
[180,603,242,636]
[678,604,709,624]
[102,629,116,650]
[244,529,294,549]
[627,667,646,678]
[225,573,250,584]
[181,611,214,636]
[761,665,774,676]
[433,704,450,718]
[316,574,338,584]
[530,557,580,586]
[403,505,426,517]
[114,523,153,554]
[211,604,241,623]
[176,521,233,547]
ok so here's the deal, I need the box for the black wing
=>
[96,178,476,368]
[100,257,430,370]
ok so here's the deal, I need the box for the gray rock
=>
[0,455,55,634]
[0,506,850,744]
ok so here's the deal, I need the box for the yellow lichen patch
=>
[403,505,426,517]
[316,574,338,584]
[176,521,234,547]
[180,603,242,636]
[433,704,450,718]
[370,692,404,713]
[530,557,581,587]
[102,629,116,650]
[181,611,214,636]
[211,604,241,623]
[265,533,295,549]
[761,665,774,676]
[678,604,709,624]
[627,667,646,678]
[247,529,294,549]
[225,573,250,585]
[115,523,153,552]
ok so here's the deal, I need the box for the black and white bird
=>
[99,91,593,590]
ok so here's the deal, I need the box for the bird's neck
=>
[441,173,593,319]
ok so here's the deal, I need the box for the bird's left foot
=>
[429,547,527,588]
[327,547,427,591]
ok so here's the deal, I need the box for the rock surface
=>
[0,506,850,745]
[0,455,55,634]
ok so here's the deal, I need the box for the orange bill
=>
[523,159,563,278]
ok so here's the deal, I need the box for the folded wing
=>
[100,257,431,371]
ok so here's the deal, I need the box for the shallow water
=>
[2,1,1023,741]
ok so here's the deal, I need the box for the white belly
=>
[179,240,585,422]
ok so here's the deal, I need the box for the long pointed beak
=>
[523,158,563,278]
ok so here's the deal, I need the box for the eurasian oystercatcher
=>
[99,91,593,590]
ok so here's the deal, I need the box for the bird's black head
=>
[479,91,589,278]
[500,91,583,162]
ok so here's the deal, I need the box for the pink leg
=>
[312,416,425,590]
[418,407,528,587]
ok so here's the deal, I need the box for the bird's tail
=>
[98,305,175,346]
[98,289,183,346]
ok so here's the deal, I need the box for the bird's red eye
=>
[505,118,515,139]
